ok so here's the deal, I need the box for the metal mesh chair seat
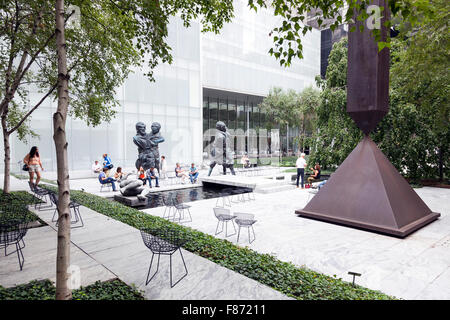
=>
[162,194,175,220]
[0,217,28,270]
[174,203,191,210]
[28,182,52,210]
[234,213,256,244]
[140,229,186,253]
[213,207,236,237]
[235,218,256,226]
[171,198,192,223]
[140,228,188,287]
[49,192,84,228]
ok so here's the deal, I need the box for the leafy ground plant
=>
[0,279,144,300]
[0,190,46,225]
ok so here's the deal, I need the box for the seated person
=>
[189,163,199,184]
[240,154,250,168]
[175,163,188,184]
[98,168,117,191]
[114,167,131,182]
[92,160,102,174]
[307,164,321,187]
[146,167,160,188]
[318,179,327,190]
[103,153,113,170]
[137,166,147,185]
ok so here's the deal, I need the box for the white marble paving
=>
[140,185,450,300]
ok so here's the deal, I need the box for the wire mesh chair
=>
[162,193,175,220]
[100,182,113,192]
[215,189,232,207]
[49,192,84,228]
[140,228,188,288]
[0,213,29,271]
[28,182,52,210]
[213,207,236,237]
[172,197,192,223]
[234,213,256,244]
[231,189,247,203]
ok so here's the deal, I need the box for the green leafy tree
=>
[248,0,438,67]
[310,31,449,182]
[0,0,234,193]
[308,38,362,169]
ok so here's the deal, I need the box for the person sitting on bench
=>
[175,163,188,184]
[98,167,117,191]
[147,167,160,188]
[137,166,147,185]
[307,163,321,187]
[189,163,199,184]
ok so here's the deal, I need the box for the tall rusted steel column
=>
[295,0,440,237]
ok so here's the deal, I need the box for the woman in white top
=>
[295,153,307,189]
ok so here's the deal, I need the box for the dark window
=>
[228,100,236,130]
[219,99,228,124]
[209,98,218,129]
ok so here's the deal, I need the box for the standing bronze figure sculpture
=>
[133,121,165,172]
[296,0,440,237]
[208,121,236,176]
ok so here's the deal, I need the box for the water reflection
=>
[114,184,252,209]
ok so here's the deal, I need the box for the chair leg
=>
[237,226,241,243]
[215,220,223,235]
[71,206,84,228]
[224,220,236,237]
[250,226,256,243]
[170,248,188,288]
[145,252,161,285]
[16,242,25,271]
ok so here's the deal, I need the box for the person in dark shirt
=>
[147,167,160,188]
[307,163,321,187]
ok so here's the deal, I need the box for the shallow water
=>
[111,183,252,209]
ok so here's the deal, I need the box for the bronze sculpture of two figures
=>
[119,122,165,199]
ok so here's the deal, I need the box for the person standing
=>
[24,146,44,186]
[296,153,307,189]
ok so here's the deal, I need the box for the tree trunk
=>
[438,146,443,182]
[1,114,11,194]
[54,0,72,300]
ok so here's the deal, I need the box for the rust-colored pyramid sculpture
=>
[295,136,440,237]
[295,0,440,237]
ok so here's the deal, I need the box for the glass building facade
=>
[3,0,321,173]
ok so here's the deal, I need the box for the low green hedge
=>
[44,185,394,300]
[0,190,46,225]
[0,279,145,300]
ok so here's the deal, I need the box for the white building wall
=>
[202,0,321,95]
